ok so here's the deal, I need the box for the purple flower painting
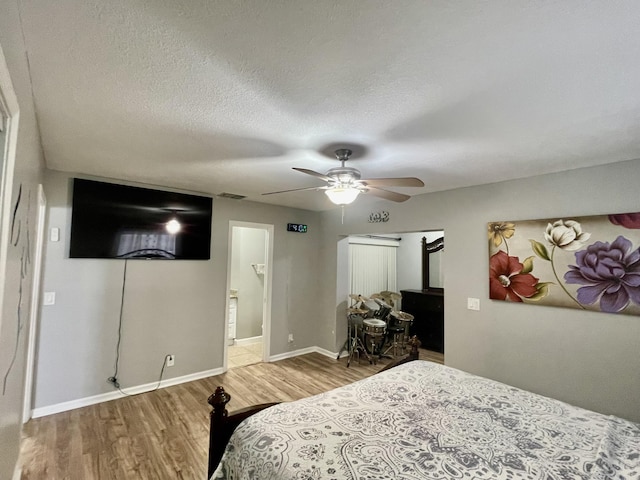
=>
[488,211,640,316]
[564,236,640,312]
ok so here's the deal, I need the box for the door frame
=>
[224,221,274,370]
[0,42,20,337]
[22,184,46,422]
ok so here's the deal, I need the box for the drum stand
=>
[365,331,386,364]
[346,314,373,367]
[381,325,406,358]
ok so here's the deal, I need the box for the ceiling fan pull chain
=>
[341,205,345,224]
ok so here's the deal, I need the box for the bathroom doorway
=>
[225,221,273,369]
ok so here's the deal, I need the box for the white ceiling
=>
[17,0,640,211]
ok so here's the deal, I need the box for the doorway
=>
[0,43,19,358]
[225,222,273,369]
[23,184,46,422]
[339,230,445,359]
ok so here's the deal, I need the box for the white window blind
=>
[349,243,397,298]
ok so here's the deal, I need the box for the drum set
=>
[343,293,414,367]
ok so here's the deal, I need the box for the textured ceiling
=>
[17,0,640,211]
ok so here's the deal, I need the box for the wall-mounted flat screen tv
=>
[70,178,213,260]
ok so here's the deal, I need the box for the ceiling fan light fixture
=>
[325,186,360,205]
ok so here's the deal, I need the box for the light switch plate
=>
[43,292,56,305]
[467,297,480,311]
[50,227,60,242]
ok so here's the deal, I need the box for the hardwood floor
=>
[19,349,443,479]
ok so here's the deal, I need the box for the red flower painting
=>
[489,251,539,302]
[609,213,640,229]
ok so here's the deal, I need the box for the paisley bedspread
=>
[212,361,640,479]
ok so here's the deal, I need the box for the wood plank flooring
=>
[19,349,443,479]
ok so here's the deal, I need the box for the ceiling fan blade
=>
[364,186,411,202]
[292,167,333,182]
[360,177,424,187]
[262,186,326,196]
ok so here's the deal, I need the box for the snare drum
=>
[362,318,387,357]
[362,318,386,336]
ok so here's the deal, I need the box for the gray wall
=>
[34,170,322,409]
[230,226,266,339]
[0,3,45,477]
[319,159,640,423]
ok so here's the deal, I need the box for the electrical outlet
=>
[288,334,294,343]
[166,354,175,367]
[467,297,480,311]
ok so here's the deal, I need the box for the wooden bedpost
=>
[207,386,280,477]
[208,387,231,478]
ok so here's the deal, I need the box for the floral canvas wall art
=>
[488,212,640,316]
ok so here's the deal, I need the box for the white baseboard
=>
[32,367,224,418]
[33,345,345,418]
[234,335,262,346]
[315,346,345,359]
[269,346,317,362]
[269,346,342,362]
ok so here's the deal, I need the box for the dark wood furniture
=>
[207,392,277,477]
[400,235,445,353]
[401,289,444,353]
[421,236,444,290]
[207,337,422,478]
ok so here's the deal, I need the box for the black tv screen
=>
[70,178,213,260]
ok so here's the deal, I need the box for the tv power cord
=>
[107,260,168,396]
[106,355,169,397]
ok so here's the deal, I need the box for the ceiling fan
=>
[262,149,425,205]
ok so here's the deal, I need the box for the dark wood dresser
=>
[400,289,444,353]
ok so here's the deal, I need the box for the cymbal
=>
[380,290,401,297]
[349,294,370,302]
[391,310,414,321]
[347,307,368,315]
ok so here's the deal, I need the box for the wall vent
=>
[218,192,246,200]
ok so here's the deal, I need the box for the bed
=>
[207,355,639,479]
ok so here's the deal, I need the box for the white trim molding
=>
[269,346,342,362]
[33,346,346,418]
[225,221,274,372]
[23,184,47,422]
[0,41,20,338]
[32,367,224,418]
[234,335,262,346]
